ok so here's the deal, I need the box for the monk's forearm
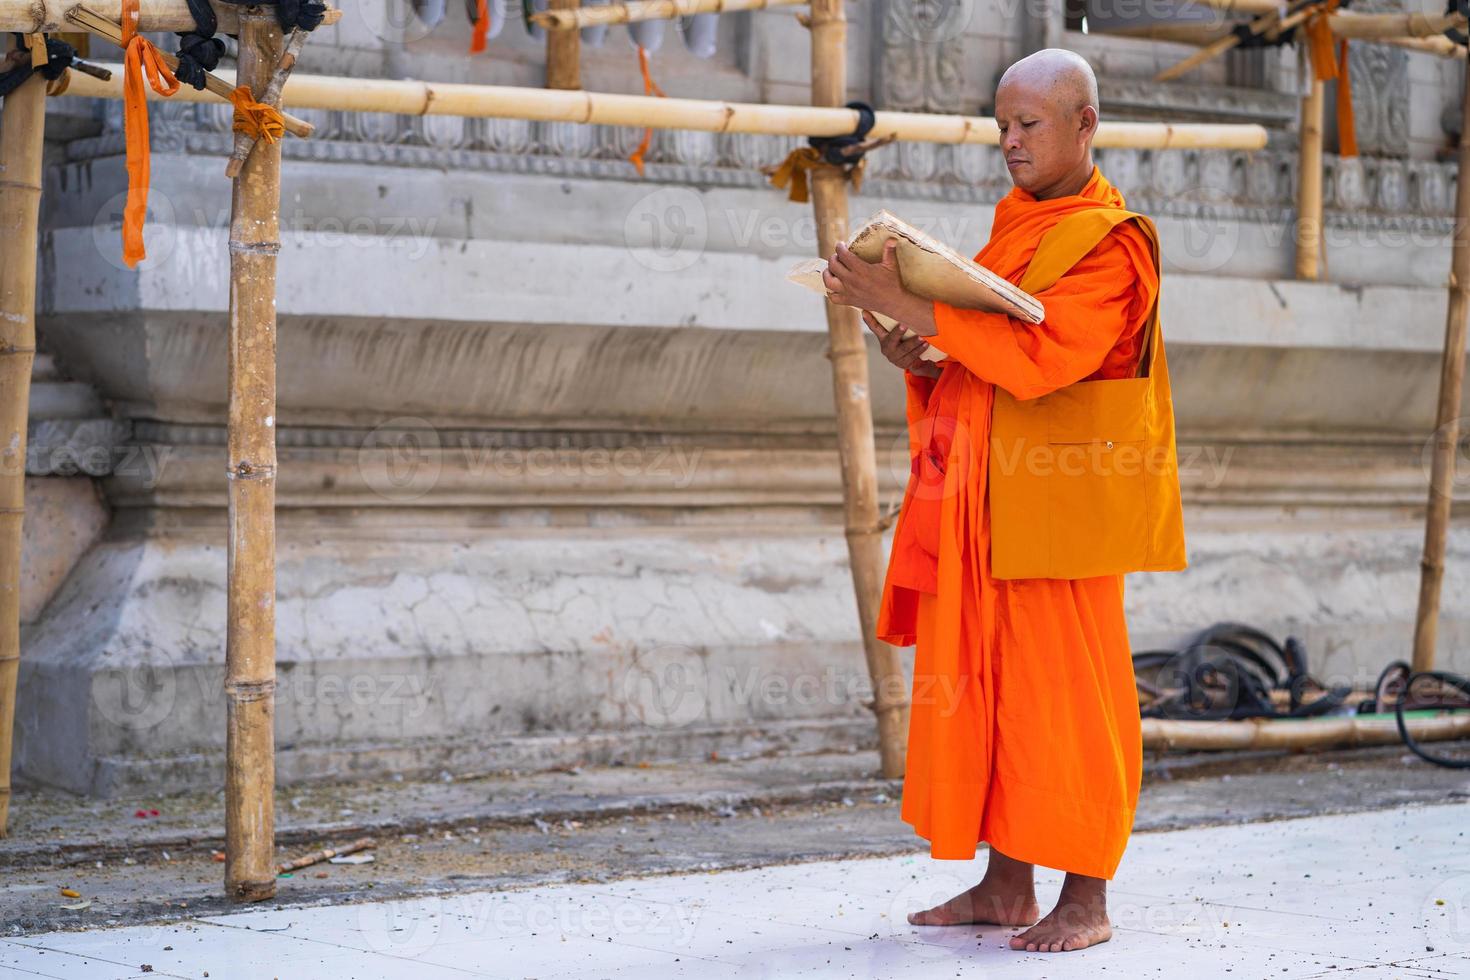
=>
[886,291,938,337]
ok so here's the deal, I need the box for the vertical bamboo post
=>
[0,71,45,837]
[546,0,580,89]
[1294,76,1324,279]
[808,0,909,778]
[224,5,282,902]
[1411,63,1470,673]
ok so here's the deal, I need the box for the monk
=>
[821,49,1162,953]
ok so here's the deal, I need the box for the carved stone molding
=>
[874,0,967,113]
[61,104,1457,232]
[1343,41,1409,158]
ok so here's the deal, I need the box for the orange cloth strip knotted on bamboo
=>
[471,0,490,53]
[1303,0,1357,157]
[876,166,1158,879]
[119,0,181,268]
[230,85,285,145]
[628,45,665,176]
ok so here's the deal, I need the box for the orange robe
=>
[877,166,1160,880]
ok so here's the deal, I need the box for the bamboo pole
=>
[1376,35,1467,59]
[1294,75,1325,280]
[1411,63,1470,674]
[806,0,908,780]
[223,6,282,904]
[0,71,45,837]
[56,66,1272,150]
[223,25,311,178]
[1329,10,1464,39]
[532,0,803,29]
[546,0,580,89]
[1142,712,1470,751]
[0,0,241,32]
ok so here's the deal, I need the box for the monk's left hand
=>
[823,238,907,317]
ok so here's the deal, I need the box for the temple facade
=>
[15,0,1469,796]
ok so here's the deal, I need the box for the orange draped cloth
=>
[877,166,1160,880]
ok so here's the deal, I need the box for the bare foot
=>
[908,849,1040,927]
[1009,874,1112,952]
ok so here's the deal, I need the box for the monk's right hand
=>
[862,310,942,379]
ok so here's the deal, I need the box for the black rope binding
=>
[174,0,225,91]
[1228,0,1354,52]
[217,0,328,34]
[1230,21,1298,49]
[808,100,876,167]
[0,35,75,100]
[1447,0,1469,46]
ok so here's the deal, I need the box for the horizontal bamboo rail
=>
[0,0,233,31]
[57,66,1270,150]
[1378,34,1466,58]
[532,0,803,29]
[1142,711,1470,751]
[1331,9,1464,39]
[530,0,1283,29]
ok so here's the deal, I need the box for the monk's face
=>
[994,80,1096,198]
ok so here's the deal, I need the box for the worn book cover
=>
[786,209,1045,362]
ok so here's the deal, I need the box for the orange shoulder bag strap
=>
[1017,207,1162,378]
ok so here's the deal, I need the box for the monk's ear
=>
[1078,105,1099,144]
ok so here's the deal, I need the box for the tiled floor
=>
[5,802,1468,979]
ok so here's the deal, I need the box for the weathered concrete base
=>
[15,495,1469,797]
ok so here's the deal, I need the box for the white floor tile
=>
[15,800,1470,979]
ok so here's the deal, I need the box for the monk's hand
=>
[862,310,941,379]
[823,238,907,316]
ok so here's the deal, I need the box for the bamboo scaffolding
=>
[805,0,908,779]
[1143,9,1469,58]
[0,0,240,32]
[532,0,803,29]
[223,24,311,178]
[1294,75,1324,280]
[55,66,1271,149]
[223,7,283,904]
[64,4,316,138]
[0,71,45,838]
[1156,0,1318,83]
[1411,62,1470,674]
[1376,34,1466,58]
[546,0,580,89]
[1142,711,1470,751]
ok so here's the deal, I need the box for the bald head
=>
[994,49,1100,199]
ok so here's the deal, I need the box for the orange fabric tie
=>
[119,0,182,268]
[1335,39,1357,158]
[229,84,285,145]
[627,45,666,176]
[1302,0,1357,159]
[471,0,490,53]
[1302,0,1340,80]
